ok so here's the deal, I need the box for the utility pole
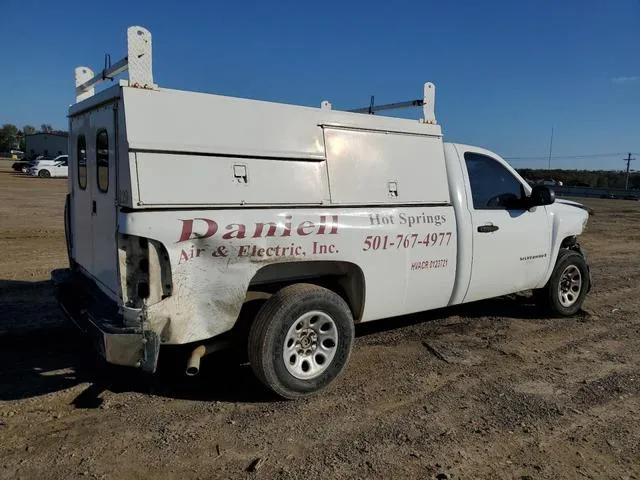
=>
[547,125,554,170]
[624,153,635,190]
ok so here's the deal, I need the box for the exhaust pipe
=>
[185,338,232,376]
[186,345,207,376]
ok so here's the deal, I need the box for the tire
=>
[248,283,355,400]
[534,249,590,316]
[38,169,51,178]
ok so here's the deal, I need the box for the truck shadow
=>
[0,279,578,406]
[355,292,556,338]
[0,280,278,405]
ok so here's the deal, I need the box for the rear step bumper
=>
[51,268,160,373]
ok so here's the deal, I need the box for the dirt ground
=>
[0,159,639,480]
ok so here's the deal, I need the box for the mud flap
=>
[141,330,160,373]
[575,244,593,293]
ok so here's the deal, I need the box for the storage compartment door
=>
[322,127,451,205]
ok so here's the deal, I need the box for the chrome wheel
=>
[283,311,338,380]
[558,265,582,307]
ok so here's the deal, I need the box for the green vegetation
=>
[517,168,640,190]
[0,124,59,152]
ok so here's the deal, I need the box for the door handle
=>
[477,224,499,233]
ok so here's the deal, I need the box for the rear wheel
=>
[248,283,354,399]
[534,250,590,316]
[38,169,51,178]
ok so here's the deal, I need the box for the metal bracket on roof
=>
[75,26,155,103]
[346,82,437,124]
[421,82,436,125]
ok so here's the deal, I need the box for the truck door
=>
[89,105,120,294]
[70,127,93,274]
[459,149,551,303]
[69,105,120,295]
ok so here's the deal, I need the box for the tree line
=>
[0,124,62,152]
[517,168,640,190]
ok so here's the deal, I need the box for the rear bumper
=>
[51,268,160,373]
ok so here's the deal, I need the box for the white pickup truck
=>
[52,27,592,399]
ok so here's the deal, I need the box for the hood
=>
[556,198,593,215]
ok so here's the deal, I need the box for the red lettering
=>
[281,215,293,237]
[330,215,339,234]
[222,223,246,239]
[317,216,326,235]
[317,215,339,235]
[253,222,278,238]
[177,218,218,243]
[178,249,190,264]
[297,221,315,236]
[180,215,339,243]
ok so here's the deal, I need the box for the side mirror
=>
[529,185,555,207]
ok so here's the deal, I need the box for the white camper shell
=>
[53,26,592,399]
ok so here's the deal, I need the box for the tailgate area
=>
[51,268,159,372]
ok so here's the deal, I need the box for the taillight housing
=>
[117,234,173,308]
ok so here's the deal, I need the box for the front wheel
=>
[38,169,51,178]
[248,284,355,400]
[534,250,590,316]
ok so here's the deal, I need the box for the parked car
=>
[537,179,563,186]
[13,155,45,173]
[11,160,29,172]
[29,155,69,178]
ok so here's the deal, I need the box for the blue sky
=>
[2,0,638,170]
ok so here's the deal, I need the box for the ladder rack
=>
[342,82,437,124]
[74,25,437,125]
[74,26,156,103]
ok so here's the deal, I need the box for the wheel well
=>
[560,236,578,249]
[247,261,366,322]
[560,236,586,257]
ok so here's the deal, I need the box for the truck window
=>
[464,152,524,210]
[77,135,87,189]
[96,130,109,193]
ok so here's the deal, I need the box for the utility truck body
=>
[53,27,592,398]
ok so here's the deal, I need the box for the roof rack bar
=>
[74,26,155,103]
[346,82,437,124]
[347,98,424,114]
[76,57,128,95]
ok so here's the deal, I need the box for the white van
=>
[29,155,69,178]
[52,27,592,399]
